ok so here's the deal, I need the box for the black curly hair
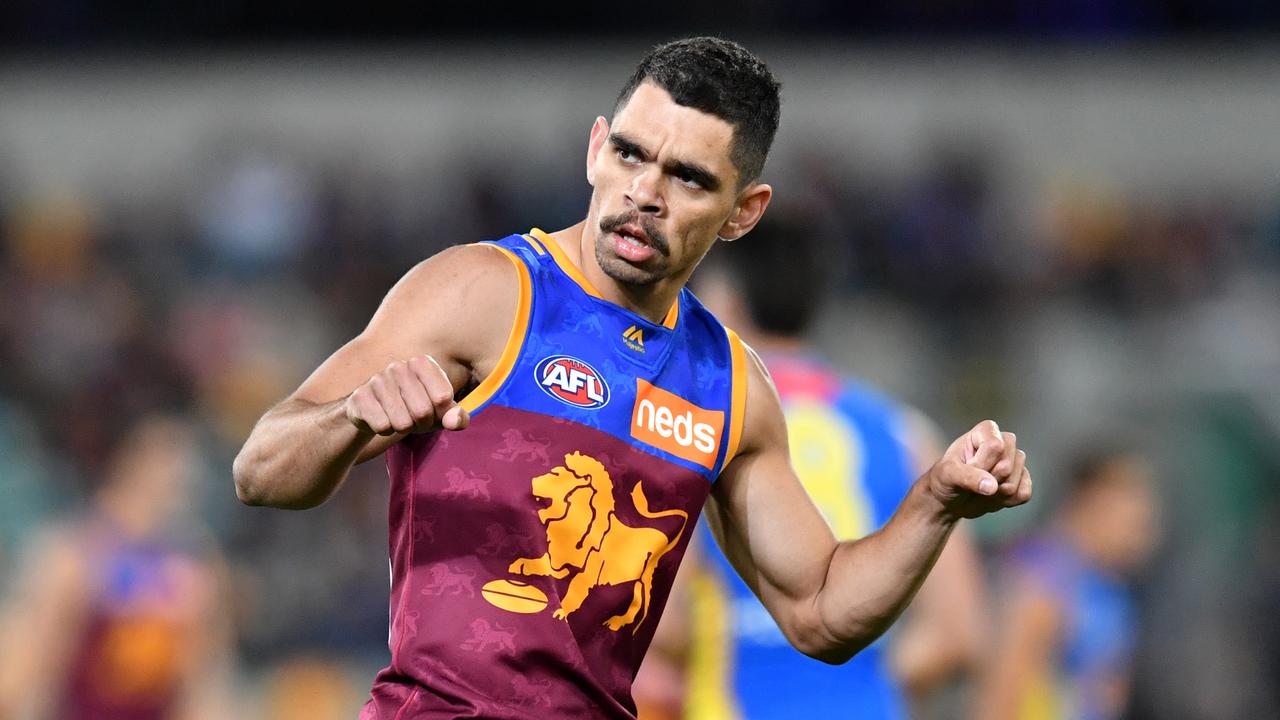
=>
[614,37,782,187]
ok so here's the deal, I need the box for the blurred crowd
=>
[1,83,1279,717]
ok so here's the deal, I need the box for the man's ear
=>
[586,116,610,187]
[718,183,773,241]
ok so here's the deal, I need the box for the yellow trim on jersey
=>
[722,328,749,468]
[530,227,603,299]
[521,233,547,255]
[529,227,679,328]
[661,295,679,329]
[459,243,532,413]
[684,564,743,720]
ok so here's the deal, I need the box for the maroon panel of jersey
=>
[361,231,747,719]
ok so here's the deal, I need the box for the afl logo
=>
[535,355,610,409]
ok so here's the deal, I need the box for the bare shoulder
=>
[289,242,523,406]
[366,243,522,370]
[376,243,517,326]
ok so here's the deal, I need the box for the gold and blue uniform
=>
[686,352,916,720]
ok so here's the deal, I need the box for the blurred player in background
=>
[973,450,1158,720]
[0,415,234,720]
[634,213,986,719]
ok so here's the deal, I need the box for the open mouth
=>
[615,223,651,249]
[607,222,660,263]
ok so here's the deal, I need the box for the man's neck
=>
[544,221,683,325]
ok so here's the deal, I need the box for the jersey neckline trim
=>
[528,228,680,330]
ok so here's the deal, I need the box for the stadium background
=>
[1,4,1279,718]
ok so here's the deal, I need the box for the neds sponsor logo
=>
[631,379,723,470]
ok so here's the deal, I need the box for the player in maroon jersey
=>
[234,37,1031,718]
[0,415,234,720]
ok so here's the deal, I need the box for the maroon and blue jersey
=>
[362,229,748,719]
[60,521,208,720]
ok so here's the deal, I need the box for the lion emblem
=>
[460,618,516,652]
[508,451,688,632]
[492,430,551,464]
[441,467,492,500]
[476,522,523,556]
[421,562,476,597]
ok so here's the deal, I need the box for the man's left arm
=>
[704,350,1029,664]
[889,410,986,694]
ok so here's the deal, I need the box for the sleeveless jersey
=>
[60,521,207,720]
[362,229,748,719]
[685,353,915,720]
[1006,535,1137,720]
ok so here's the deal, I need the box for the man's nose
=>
[626,167,663,214]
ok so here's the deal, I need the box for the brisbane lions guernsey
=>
[361,228,748,720]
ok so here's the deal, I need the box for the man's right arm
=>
[232,243,518,509]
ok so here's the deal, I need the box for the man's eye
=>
[677,173,702,189]
[617,148,639,163]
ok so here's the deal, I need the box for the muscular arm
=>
[705,349,1029,664]
[232,243,517,509]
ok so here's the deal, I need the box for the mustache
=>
[599,213,669,255]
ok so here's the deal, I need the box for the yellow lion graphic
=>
[508,451,688,632]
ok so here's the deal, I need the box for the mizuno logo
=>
[631,379,723,470]
[622,325,645,353]
[535,355,610,409]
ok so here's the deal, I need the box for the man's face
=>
[1083,458,1160,573]
[585,81,757,287]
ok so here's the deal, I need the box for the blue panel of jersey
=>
[470,233,737,481]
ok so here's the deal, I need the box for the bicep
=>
[287,244,517,458]
[293,244,512,405]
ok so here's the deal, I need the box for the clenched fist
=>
[345,355,470,436]
[926,420,1031,519]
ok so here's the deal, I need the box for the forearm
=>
[811,480,958,663]
[232,397,373,509]
[890,527,986,693]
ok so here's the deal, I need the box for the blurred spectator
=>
[0,415,235,720]
[973,449,1160,720]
